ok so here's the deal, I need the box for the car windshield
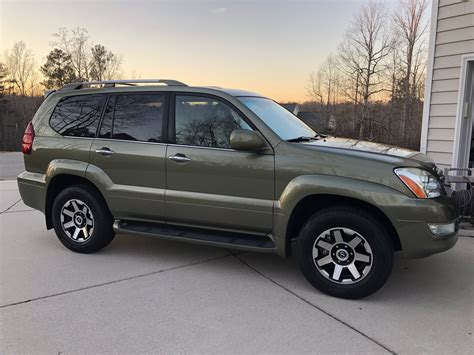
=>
[238,97,316,141]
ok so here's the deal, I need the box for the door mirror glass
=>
[230,130,266,151]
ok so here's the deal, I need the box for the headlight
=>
[394,168,442,198]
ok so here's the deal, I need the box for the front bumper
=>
[393,195,459,258]
[395,219,458,258]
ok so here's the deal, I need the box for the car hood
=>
[303,137,434,165]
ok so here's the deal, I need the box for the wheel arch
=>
[45,174,109,229]
[285,194,402,256]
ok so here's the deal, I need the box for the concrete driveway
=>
[0,152,24,180]
[0,180,473,354]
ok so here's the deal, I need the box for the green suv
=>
[18,79,459,299]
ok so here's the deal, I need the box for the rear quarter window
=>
[49,94,106,137]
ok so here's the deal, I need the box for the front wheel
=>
[297,207,393,299]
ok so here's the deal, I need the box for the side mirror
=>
[230,130,266,152]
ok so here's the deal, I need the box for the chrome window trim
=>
[39,135,168,147]
[166,142,239,153]
[92,137,168,147]
[36,135,95,140]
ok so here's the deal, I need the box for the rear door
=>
[88,92,168,221]
[165,94,274,233]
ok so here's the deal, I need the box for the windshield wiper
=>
[286,135,321,142]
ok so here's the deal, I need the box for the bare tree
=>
[128,70,142,80]
[0,61,7,96]
[52,27,91,81]
[3,42,36,96]
[307,70,324,106]
[321,54,339,109]
[103,54,123,80]
[338,0,393,139]
[49,28,123,82]
[28,70,43,97]
[307,54,340,127]
[386,40,401,144]
[394,0,428,143]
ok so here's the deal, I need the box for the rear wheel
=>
[52,184,115,253]
[297,207,393,299]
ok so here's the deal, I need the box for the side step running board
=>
[114,220,276,251]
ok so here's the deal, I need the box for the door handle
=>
[95,147,114,156]
[168,154,191,163]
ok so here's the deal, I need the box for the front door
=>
[165,94,274,233]
[88,93,168,221]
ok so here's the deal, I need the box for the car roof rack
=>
[59,79,187,91]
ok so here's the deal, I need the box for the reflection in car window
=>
[50,94,106,137]
[238,97,316,141]
[175,95,252,149]
[99,96,115,139]
[99,94,164,142]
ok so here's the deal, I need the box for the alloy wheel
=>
[60,199,94,243]
[312,227,373,284]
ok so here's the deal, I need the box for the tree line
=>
[1,27,123,96]
[1,0,429,151]
[0,28,123,150]
[303,0,428,150]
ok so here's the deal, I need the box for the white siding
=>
[427,140,454,152]
[424,0,474,167]
[429,115,457,128]
[432,67,462,80]
[437,13,474,31]
[431,91,459,104]
[431,78,459,91]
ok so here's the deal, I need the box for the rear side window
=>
[99,94,164,142]
[50,94,106,137]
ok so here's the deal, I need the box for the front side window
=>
[50,94,106,137]
[175,95,252,149]
[99,94,164,142]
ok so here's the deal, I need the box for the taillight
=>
[22,121,35,155]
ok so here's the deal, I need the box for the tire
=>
[52,184,115,253]
[297,207,393,299]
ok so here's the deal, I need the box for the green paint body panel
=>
[17,84,459,258]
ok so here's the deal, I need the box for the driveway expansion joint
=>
[1,199,21,214]
[0,253,232,309]
[232,253,396,355]
[3,209,36,214]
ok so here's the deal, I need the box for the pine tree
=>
[40,48,76,89]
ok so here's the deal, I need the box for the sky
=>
[1,0,399,102]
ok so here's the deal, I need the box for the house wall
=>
[421,0,474,170]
